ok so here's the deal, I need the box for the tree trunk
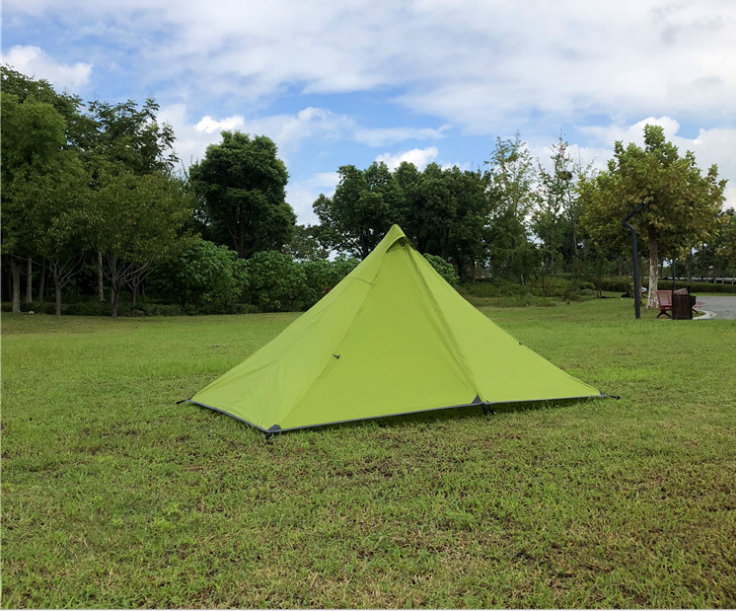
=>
[97,250,105,302]
[108,252,120,318]
[38,260,46,302]
[646,225,659,309]
[131,282,138,308]
[25,258,33,303]
[10,257,21,313]
[55,282,62,317]
[2,263,9,304]
[236,230,245,259]
[111,288,120,318]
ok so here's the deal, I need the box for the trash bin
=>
[672,292,692,320]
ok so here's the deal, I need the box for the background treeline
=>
[2,66,734,317]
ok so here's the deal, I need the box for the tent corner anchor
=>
[481,404,495,416]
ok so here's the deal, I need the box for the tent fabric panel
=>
[276,240,478,429]
[409,246,601,402]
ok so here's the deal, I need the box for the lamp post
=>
[621,202,645,319]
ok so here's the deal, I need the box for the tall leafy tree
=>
[313,162,402,259]
[85,98,178,175]
[1,82,68,312]
[402,163,489,275]
[190,132,294,258]
[1,65,91,150]
[580,125,726,308]
[11,152,91,316]
[712,210,736,284]
[284,224,329,262]
[484,134,539,281]
[533,138,581,274]
[91,170,192,317]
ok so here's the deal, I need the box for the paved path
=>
[697,296,736,320]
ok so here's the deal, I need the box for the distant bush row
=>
[460,276,596,301]
[2,239,461,316]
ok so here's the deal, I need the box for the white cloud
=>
[159,105,355,166]
[440,160,472,172]
[3,45,92,90]
[286,172,340,226]
[161,103,449,169]
[195,115,245,134]
[354,125,451,147]
[6,1,734,129]
[375,147,439,171]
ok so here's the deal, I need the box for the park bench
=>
[656,289,703,318]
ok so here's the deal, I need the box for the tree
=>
[532,138,586,273]
[313,162,402,259]
[190,132,294,258]
[1,84,68,312]
[712,210,736,283]
[401,164,489,276]
[85,98,178,176]
[284,224,329,262]
[1,65,90,150]
[91,170,192,317]
[11,152,91,315]
[82,98,181,302]
[580,125,726,308]
[484,134,539,282]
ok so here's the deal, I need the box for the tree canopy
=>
[190,132,295,258]
[580,125,726,307]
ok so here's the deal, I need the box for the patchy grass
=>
[2,297,735,608]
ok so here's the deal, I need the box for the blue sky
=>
[4,0,735,224]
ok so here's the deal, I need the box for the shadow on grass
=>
[189,395,607,440]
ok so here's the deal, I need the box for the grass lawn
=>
[2,296,735,608]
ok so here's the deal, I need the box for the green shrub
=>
[656,280,735,294]
[599,277,633,293]
[424,254,459,288]
[245,250,310,312]
[148,239,248,308]
[303,257,360,306]
[478,295,557,308]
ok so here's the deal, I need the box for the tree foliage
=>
[424,254,459,288]
[84,98,178,175]
[245,250,310,312]
[580,125,726,307]
[149,238,248,308]
[190,132,295,258]
[314,162,401,259]
[90,170,193,316]
[484,134,539,282]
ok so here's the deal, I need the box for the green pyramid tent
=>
[187,225,604,434]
